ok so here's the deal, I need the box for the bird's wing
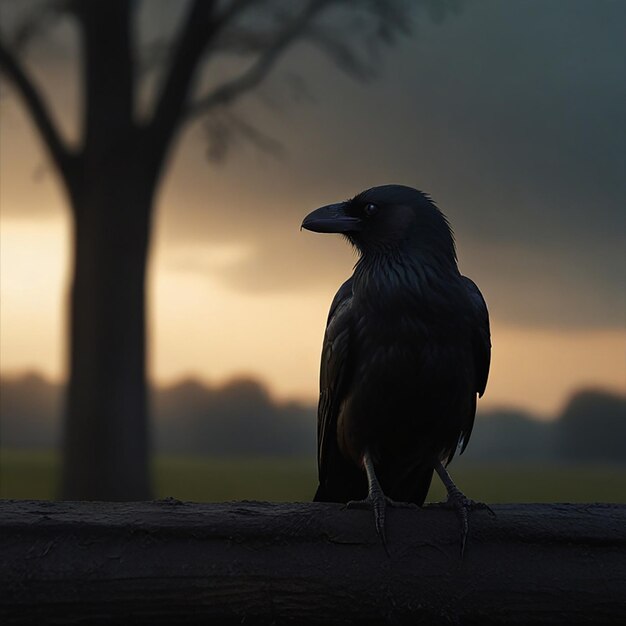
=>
[317,278,354,489]
[459,275,491,452]
[462,276,491,396]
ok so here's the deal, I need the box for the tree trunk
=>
[60,170,153,500]
[1,501,625,625]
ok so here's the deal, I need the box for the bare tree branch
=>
[145,1,218,160]
[203,108,284,162]
[367,0,413,40]
[303,23,375,81]
[185,0,332,120]
[0,35,75,182]
[210,26,278,56]
[218,0,267,23]
[146,0,261,169]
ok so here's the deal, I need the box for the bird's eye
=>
[363,203,379,217]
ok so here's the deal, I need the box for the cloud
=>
[2,0,624,331]
[148,0,625,329]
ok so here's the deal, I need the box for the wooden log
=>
[1,500,625,625]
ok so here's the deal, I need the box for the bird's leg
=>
[363,448,388,542]
[345,448,389,544]
[434,461,493,557]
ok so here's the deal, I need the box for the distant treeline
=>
[1,373,624,463]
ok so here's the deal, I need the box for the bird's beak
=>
[301,202,362,234]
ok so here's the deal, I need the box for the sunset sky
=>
[1,0,624,417]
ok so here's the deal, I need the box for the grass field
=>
[1,449,626,503]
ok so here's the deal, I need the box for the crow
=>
[301,184,491,553]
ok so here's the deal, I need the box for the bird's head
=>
[302,184,456,263]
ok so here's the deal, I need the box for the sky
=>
[1,0,624,417]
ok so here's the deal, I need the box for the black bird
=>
[302,184,491,553]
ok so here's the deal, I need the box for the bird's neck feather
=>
[352,248,460,307]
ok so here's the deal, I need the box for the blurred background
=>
[1,0,624,503]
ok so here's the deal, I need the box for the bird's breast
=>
[336,273,475,464]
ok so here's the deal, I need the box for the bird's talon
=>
[386,497,419,509]
[435,482,491,557]
[476,502,496,517]
[344,498,372,511]
[443,493,491,514]
[344,489,388,546]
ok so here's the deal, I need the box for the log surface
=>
[1,500,625,625]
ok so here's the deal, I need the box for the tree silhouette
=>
[0,0,460,500]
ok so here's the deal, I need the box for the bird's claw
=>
[345,495,386,545]
[477,501,496,517]
[437,491,493,557]
[344,498,371,511]
[345,491,390,548]
[345,495,417,510]
[386,499,420,510]
[345,493,419,553]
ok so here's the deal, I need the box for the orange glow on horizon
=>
[1,215,624,418]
